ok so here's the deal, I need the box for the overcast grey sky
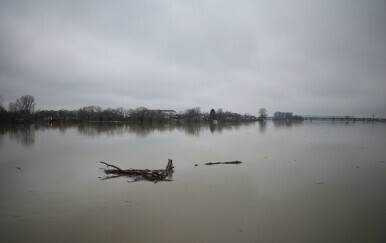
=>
[0,0,385,117]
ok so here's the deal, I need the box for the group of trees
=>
[0,95,36,122]
[0,96,4,112]
[273,111,304,121]
[128,107,170,123]
[38,106,130,122]
[0,94,305,124]
[36,106,171,123]
[202,108,246,122]
[9,95,36,114]
[184,107,202,121]
[0,94,263,123]
[216,109,243,122]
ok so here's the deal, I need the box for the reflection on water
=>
[0,124,36,146]
[77,123,127,137]
[272,120,304,128]
[258,121,267,133]
[0,122,257,146]
[0,121,375,148]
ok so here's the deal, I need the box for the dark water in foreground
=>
[0,121,385,243]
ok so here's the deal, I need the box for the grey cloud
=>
[0,0,385,116]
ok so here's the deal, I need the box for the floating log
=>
[205,160,242,165]
[100,159,174,182]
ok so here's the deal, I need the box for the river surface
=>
[0,121,385,243]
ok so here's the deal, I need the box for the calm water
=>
[0,121,385,243]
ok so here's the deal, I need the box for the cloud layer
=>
[1,0,385,117]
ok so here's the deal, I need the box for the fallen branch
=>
[205,160,242,165]
[100,159,174,182]
[100,161,124,171]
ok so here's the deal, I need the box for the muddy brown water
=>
[1,121,385,243]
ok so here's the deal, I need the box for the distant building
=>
[44,116,70,122]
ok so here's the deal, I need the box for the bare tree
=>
[216,108,225,121]
[77,105,103,120]
[0,95,5,113]
[14,95,36,114]
[128,107,149,122]
[184,107,201,121]
[258,108,267,120]
[9,102,17,113]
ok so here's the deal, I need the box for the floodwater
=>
[0,121,385,243]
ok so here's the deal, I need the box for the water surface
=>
[1,121,385,243]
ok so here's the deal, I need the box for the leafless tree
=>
[77,105,103,120]
[13,95,36,114]
[216,108,225,121]
[9,102,17,112]
[101,107,129,121]
[0,95,5,113]
[258,108,267,120]
[184,107,201,121]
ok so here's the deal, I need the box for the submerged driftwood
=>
[100,159,174,182]
[205,160,242,165]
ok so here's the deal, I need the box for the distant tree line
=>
[0,94,304,124]
[0,97,257,124]
[207,108,252,122]
[273,111,304,121]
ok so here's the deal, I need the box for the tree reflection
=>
[0,121,258,146]
[77,123,126,137]
[178,123,205,136]
[258,121,267,133]
[273,120,304,128]
[75,122,255,137]
[128,123,175,137]
[0,123,73,146]
[8,124,35,146]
